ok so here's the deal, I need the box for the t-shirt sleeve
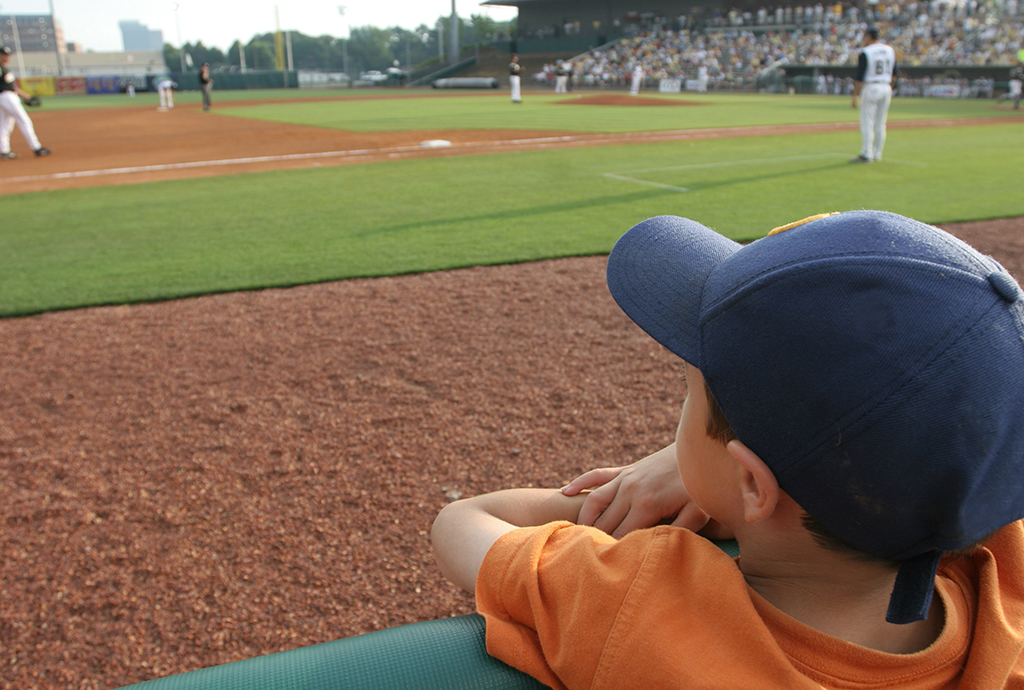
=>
[476,522,658,689]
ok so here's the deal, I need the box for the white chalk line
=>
[0,145,448,183]
[0,134,613,184]
[1,134,928,185]
[604,173,691,192]
[602,152,926,192]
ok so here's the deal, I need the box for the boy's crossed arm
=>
[432,489,588,592]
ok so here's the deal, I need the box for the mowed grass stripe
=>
[1,121,1022,316]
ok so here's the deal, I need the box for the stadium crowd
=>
[539,1,1022,92]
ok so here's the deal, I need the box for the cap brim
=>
[606,216,742,366]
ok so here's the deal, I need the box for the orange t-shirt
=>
[477,520,1024,689]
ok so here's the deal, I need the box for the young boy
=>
[433,210,1024,688]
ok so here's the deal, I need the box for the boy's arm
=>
[432,488,587,592]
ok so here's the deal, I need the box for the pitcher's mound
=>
[557,94,705,106]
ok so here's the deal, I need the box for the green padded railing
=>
[115,614,546,690]
[115,540,740,689]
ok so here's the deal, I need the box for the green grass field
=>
[2,90,1022,316]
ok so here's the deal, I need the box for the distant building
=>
[120,20,163,52]
[0,14,65,53]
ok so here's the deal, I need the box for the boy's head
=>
[607,210,1024,624]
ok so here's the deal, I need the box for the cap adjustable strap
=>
[886,551,942,624]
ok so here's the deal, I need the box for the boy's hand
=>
[562,444,730,539]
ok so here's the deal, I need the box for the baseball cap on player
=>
[0,46,11,55]
[606,210,1024,624]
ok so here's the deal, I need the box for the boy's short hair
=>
[704,376,897,565]
[607,211,1024,624]
[702,379,735,446]
[704,375,996,564]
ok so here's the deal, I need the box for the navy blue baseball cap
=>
[607,210,1024,624]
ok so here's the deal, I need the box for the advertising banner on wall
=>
[85,76,120,94]
[55,77,87,95]
[658,78,682,93]
[930,84,961,98]
[20,77,55,97]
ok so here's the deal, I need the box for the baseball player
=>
[851,27,898,163]
[997,58,1023,110]
[554,62,569,94]
[630,63,644,95]
[199,63,213,111]
[0,46,50,159]
[509,54,522,103]
[156,78,177,111]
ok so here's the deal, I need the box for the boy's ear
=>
[726,440,779,523]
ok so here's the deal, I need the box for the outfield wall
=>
[17,71,300,96]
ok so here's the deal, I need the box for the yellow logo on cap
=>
[767,213,837,236]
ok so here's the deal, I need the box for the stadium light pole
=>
[338,6,349,77]
[448,0,458,66]
[172,2,185,73]
[436,19,443,62]
[47,0,62,75]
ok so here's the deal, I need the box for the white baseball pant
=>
[859,82,892,161]
[0,90,41,154]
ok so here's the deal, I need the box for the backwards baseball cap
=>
[607,210,1024,624]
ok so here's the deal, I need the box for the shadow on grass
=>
[681,160,851,192]
[355,188,677,238]
[357,160,851,238]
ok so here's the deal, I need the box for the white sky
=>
[0,0,517,52]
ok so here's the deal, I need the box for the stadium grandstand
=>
[483,0,1023,94]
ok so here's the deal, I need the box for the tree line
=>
[163,14,515,76]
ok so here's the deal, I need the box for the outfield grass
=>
[2,100,1021,317]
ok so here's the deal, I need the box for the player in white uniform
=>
[554,62,569,94]
[0,46,50,159]
[509,55,522,103]
[851,28,898,163]
[156,78,177,111]
[630,63,644,95]
[997,58,1023,110]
